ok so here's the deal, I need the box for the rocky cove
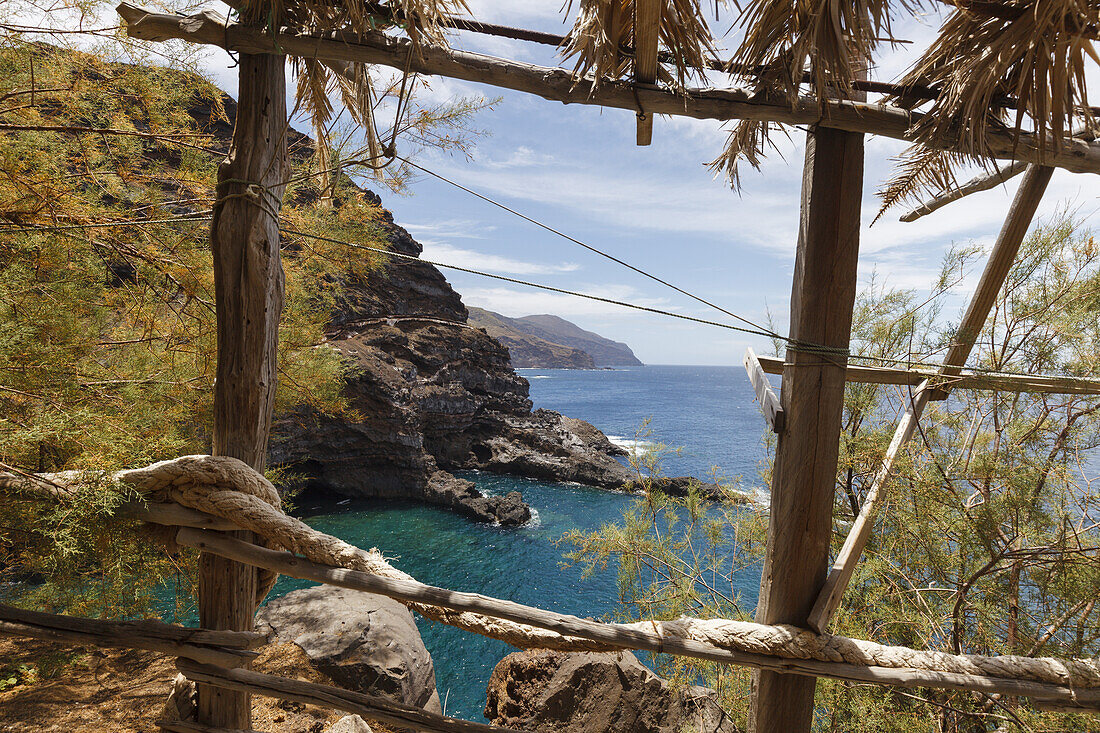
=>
[267,184,712,525]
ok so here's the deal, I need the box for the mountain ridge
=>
[467,308,643,368]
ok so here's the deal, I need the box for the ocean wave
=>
[606,435,659,453]
[524,508,542,529]
[526,375,551,379]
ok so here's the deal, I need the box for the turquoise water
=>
[272,365,770,721]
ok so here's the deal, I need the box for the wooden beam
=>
[114,5,1100,176]
[750,109,865,732]
[805,165,1055,634]
[174,528,1100,708]
[900,162,1028,222]
[198,9,289,727]
[933,165,1056,397]
[755,355,1100,395]
[806,383,931,633]
[744,348,785,432]
[0,620,256,668]
[0,604,268,649]
[177,659,521,733]
[633,0,659,145]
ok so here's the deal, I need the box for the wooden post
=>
[805,164,1054,633]
[199,41,288,729]
[633,0,658,145]
[748,118,865,731]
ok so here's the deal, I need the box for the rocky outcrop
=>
[256,586,442,713]
[268,188,648,523]
[484,649,739,733]
[325,715,374,733]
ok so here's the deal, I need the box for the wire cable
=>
[279,225,778,337]
[394,155,782,339]
[5,214,1086,384]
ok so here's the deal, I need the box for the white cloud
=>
[419,242,580,275]
[403,219,496,239]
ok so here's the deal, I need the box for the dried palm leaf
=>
[331,61,385,166]
[294,57,337,199]
[708,119,789,190]
[874,144,967,222]
[729,0,915,103]
[561,0,717,89]
[898,0,1099,161]
[235,0,469,50]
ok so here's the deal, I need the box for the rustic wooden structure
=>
[7,0,1099,729]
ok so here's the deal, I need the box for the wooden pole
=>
[633,0,658,145]
[200,34,288,729]
[805,165,1054,634]
[749,97,865,732]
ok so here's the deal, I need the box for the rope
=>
[14,455,1100,692]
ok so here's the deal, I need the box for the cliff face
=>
[269,194,639,523]
[466,308,596,369]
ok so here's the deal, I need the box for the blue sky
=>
[194,2,1100,366]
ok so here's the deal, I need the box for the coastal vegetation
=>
[0,36,486,619]
[567,218,1100,732]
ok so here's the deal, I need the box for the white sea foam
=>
[606,435,659,453]
[527,375,551,379]
[524,508,542,529]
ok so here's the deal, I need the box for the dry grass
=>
[0,639,398,733]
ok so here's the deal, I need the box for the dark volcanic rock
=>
[268,188,658,522]
[484,649,739,733]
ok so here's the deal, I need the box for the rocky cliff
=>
[268,190,647,524]
[175,58,667,523]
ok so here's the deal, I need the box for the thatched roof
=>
[232,0,1098,208]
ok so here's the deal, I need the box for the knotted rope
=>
[10,454,1100,690]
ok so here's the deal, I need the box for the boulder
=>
[256,586,441,713]
[484,649,739,733]
[325,715,374,733]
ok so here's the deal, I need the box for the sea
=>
[277,365,771,721]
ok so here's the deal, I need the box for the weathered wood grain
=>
[633,0,659,144]
[0,604,268,649]
[200,18,289,727]
[744,348,785,432]
[750,118,865,733]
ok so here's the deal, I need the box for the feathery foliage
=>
[566,218,1100,731]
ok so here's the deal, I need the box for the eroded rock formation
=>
[268,193,645,524]
[484,649,739,733]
